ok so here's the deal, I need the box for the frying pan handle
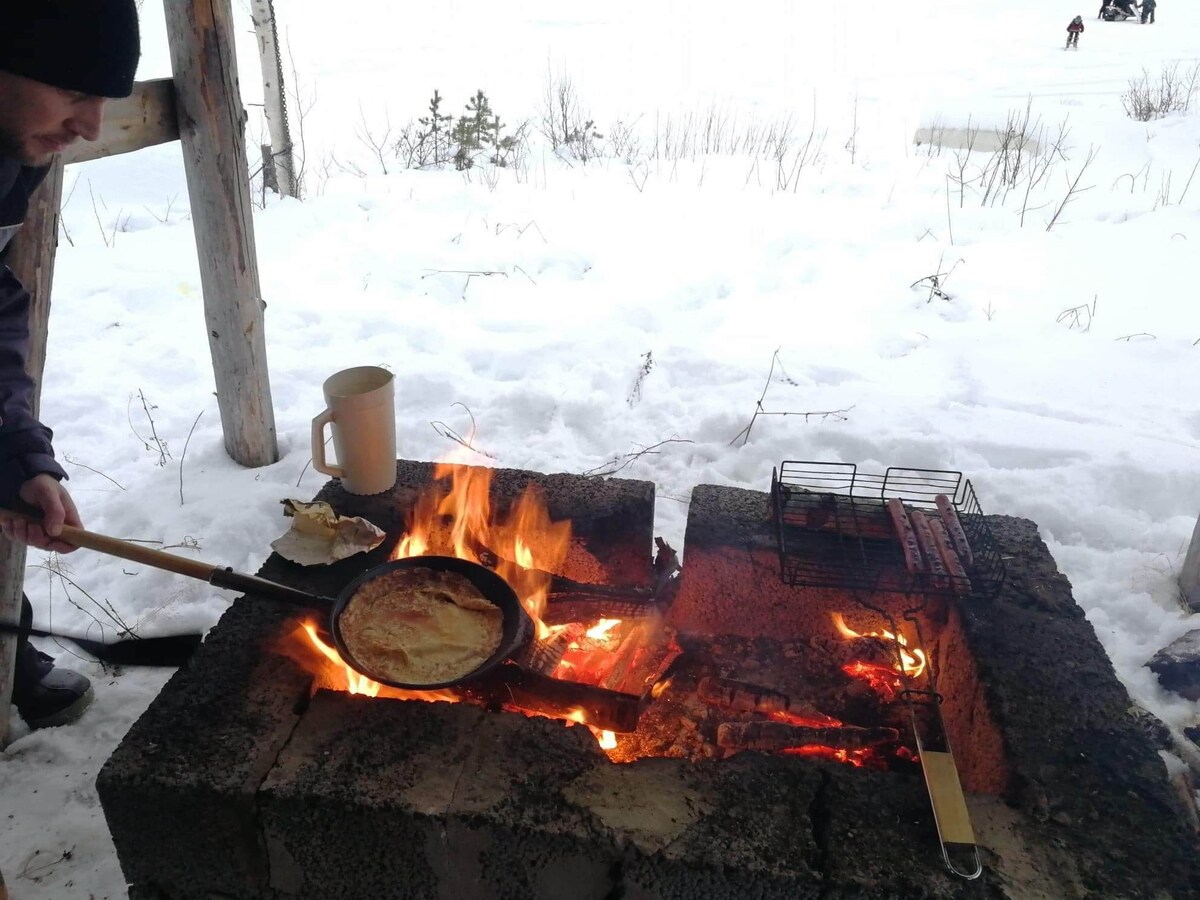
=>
[310,408,343,479]
[209,568,332,608]
[0,508,332,609]
[0,508,217,581]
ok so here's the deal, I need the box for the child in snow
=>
[1066,15,1085,47]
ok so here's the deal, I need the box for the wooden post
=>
[1181,515,1200,614]
[163,0,279,467]
[0,161,64,748]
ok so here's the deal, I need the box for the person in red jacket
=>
[0,0,140,730]
[1066,15,1085,47]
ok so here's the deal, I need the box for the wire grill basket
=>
[770,461,1005,599]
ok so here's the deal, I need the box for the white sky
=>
[2,1,1199,896]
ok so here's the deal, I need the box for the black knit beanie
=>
[0,0,141,99]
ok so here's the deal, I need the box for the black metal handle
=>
[208,568,334,608]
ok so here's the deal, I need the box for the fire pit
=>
[96,458,1199,899]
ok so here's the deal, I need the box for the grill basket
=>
[770,461,1005,599]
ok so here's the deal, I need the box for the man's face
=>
[0,70,105,166]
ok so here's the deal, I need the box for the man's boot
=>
[11,595,94,729]
[12,642,94,728]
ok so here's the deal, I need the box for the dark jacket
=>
[0,157,67,505]
[1068,17,1085,31]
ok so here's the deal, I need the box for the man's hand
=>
[2,473,83,552]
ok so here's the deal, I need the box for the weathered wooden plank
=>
[163,0,278,467]
[60,79,179,165]
[0,161,64,746]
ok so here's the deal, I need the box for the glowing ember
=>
[782,745,872,767]
[831,612,927,678]
[841,660,902,702]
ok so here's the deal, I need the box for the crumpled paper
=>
[270,499,386,566]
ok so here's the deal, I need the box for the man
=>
[1140,0,1156,23]
[0,0,140,728]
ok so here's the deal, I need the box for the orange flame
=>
[295,460,639,755]
[831,613,927,678]
[390,462,573,641]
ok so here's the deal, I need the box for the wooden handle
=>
[0,508,218,582]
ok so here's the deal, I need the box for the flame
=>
[389,462,573,641]
[303,622,381,697]
[831,613,927,678]
[295,460,642,755]
[586,619,621,641]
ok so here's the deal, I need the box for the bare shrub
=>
[1122,63,1200,121]
[539,70,602,162]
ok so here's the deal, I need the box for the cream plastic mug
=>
[311,366,397,495]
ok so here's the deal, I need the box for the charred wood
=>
[517,623,586,674]
[466,663,642,733]
[697,676,837,725]
[716,720,900,752]
[542,594,660,625]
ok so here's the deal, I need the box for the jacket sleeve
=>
[0,263,67,506]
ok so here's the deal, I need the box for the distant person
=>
[1066,15,1085,47]
[1140,0,1156,23]
[0,0,140,729]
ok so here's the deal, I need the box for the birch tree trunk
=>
[164,0,279,467]
[248,0,296,197]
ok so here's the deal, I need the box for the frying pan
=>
[0,509,533,690]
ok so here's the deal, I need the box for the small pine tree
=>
[452,90,500,170]
[418,90,453,167]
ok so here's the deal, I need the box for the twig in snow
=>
[1046,145,1099,231]
[179,409,204,506]
[583,436,694,478]
[1056,295,1097,332]
[730,349,850,446]
[430,403,496,459]
[61,455,126,491]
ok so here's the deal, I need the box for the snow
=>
[3,0,1200,896]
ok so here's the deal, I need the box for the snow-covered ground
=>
[3,1,1200,896]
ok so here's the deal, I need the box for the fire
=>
[303,622,380,697]
[831,612,927,678]
[565,708,618,750]
[390,461,573,641]
[292,460,637,755]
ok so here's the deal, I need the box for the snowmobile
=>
[1100,2,1137,21]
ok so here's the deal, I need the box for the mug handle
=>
[310,408,343,478]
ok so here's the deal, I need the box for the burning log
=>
[697,676,837,725]
[716,721,900,752]
[541,595,660,626]
[462,532,660,602]
[466,663,643,733]
[601,622,650,692]
[517,623,587,674]
[548,576,655,601]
